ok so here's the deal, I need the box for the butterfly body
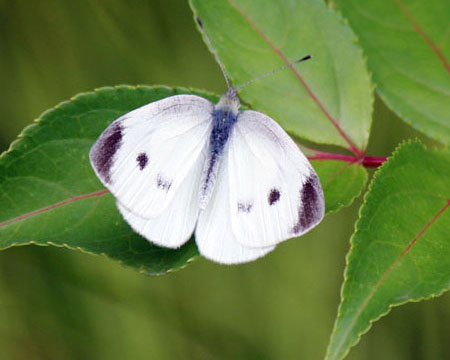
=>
[201,90,239,208]
[90,90,325,264]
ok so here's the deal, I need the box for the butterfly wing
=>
[116,143,206,248]
[225,110,325,249]
[90,95,213,219]
[195,147,276,264]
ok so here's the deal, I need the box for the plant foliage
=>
[0,0,448,358]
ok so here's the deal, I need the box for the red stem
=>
[0,151,388,228]
[307,150,387,168]
[361,155,388,168]
[227,0,364,157]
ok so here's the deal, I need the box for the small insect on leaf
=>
[89,24,324,264]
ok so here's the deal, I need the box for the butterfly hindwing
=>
[90,91,325,263]
[195,146,276,264]
[225,110,325,248]
[90,95,214,219]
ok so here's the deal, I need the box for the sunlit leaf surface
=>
[326,141,450,360]
[0,86,366,274]
[334,0,450,145]
[191,0,373,153]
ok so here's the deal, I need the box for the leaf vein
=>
[394,0,450,74]
[333,198,450,356]
[226,0,363,156]
[0,189,109,228]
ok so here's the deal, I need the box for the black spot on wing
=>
[238,202,253,213]
[268,188,280,205]
[157,175,172,192]
[90,121,123,183]
[136,152,148,170]
[292,174,324,234]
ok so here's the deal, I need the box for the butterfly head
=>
[217,88,240,114]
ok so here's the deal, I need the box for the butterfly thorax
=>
[216,88,240,113]
[199,89,240,209]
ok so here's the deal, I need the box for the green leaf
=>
[190,0,373,154]
[333,0,450,145]
[0,86,366,274]
[0,86,214,275]
[326,141,450,360]
[312,161,367,214]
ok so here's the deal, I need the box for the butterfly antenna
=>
[196,17,232,90]
[235,55,311,92]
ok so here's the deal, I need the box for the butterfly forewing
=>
[116,144,206,248]
[89,91,325,264]
[226,110,325,248]
[89,95,213,219]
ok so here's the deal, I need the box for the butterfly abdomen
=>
[209,108,238,154]
[199,104,238,209]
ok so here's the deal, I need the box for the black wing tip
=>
[90,121,124,184]
[292,173,325,235]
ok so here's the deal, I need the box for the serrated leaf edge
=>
[330,0,448,146]
[190,0,374,153]
[0,239,199,276]
[327,0,376,153]
[0,84,219,164]
[325,140,450,360]
[0,85,214,275]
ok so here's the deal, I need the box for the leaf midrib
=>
[0,189,109,228]
[226,0,363,156]
[351,7,450,97]
[394,0,450,74]
[330,198,450,359]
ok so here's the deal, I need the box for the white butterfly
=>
[89,86,325,264]
[89,24,324,264]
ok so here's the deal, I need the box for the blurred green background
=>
[0,1,448,359]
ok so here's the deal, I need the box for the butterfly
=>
[89,22,324,264]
